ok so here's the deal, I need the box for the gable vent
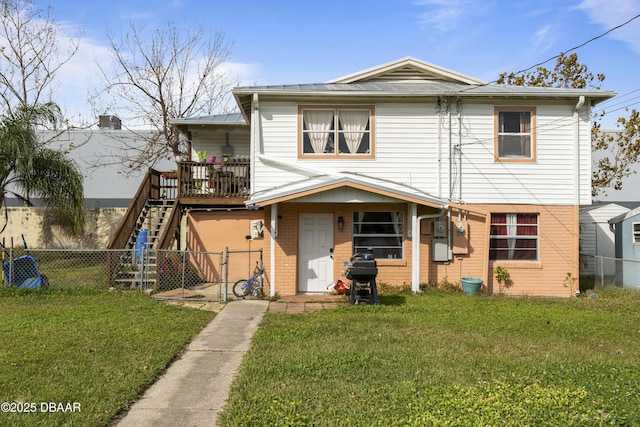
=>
[360,65,456,83]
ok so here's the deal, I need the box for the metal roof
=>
[233,80,615,98]
[233,81,616,121]
[245,172,448,208]
[169,112,246,126]
[173,58,617,126]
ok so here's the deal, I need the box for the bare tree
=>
[92,20,236,174]
[0,0,79,118]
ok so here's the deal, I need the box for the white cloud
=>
[531,25,556,55]
[578,0,640,53]
[414,0,469,32]
[220,61,261,87]
[55,33,112,126]
[54,31,259,125]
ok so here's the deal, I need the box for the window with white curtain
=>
[352,211,403,259]
[495,107,536,161]
[300,106,374,157]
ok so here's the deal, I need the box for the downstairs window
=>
[353,211,403,259]
[489,213,538,261]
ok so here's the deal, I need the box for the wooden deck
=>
[108,162,251,252]
[167,161,251,200]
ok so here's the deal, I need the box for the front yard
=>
[3,284,640,426]
[219,288,640,426]
[0,288,215,426]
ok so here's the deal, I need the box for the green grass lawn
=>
[219,288,640,426]
[0,287,215,426]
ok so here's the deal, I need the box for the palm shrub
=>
[0,103,84,235]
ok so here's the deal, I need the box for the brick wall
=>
[260,202,578,298]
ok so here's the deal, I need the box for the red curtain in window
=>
[489,214,508,259]
[514,214,537,260]
[490,213,537,261]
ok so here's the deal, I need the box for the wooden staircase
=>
[107,169,181,288]
[111,200,174,289]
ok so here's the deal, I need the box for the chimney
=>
[98,115,122,130]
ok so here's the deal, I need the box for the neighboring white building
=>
[579,203,632,276]
[609,207,640,288]
[32,123,173,207]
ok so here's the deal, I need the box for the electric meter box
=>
[433,220,447,238]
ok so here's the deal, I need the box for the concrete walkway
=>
[115,298,269,427]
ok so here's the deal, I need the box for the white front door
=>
[298,213,334,293]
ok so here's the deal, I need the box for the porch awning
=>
[245,173,448,209]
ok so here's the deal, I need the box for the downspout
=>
[251,92,278,298]
[457,99,463,203]
[456,99,463,228]
[412,203,446,292]
[251,93,260,193]
[437,98,442,198]
[448,97,453,202]
[574,96,585,205]
[187,131,193,161]
[447,97,453,261]
[574,95,585,296]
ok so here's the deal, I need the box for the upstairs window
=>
[489,213,538,261]
[495,107,536,161]
[299,106,374,158]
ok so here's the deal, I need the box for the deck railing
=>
[177,161,250,198]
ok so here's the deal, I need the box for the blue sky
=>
[50,0,640,121]
[45,0,640,199]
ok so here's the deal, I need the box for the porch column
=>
[410,203,420,293]
[270,203,278,297]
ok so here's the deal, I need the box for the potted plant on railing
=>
[197,151,207,162]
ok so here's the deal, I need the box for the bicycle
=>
[233,262,264,298]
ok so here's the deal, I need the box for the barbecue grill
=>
[345,253,379,305]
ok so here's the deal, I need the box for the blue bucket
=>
[461,277,483,296]
[135,229,148,262]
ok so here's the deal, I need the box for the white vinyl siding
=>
[254,100,587,206]
[457,102,581,205]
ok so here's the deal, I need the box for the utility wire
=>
[506,13,640,79]
[449,14,640,201]
[453,12,640,144]
[458,12,640,93]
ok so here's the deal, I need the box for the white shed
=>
[580,203,632,276]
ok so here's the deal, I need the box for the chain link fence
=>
[0,247,263,302]
[580,254,640,290]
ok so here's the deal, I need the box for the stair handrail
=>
[155,199,182,249]
[107,168,161,249]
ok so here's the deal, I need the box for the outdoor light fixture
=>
[337,216,344,230]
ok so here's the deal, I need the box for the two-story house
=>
[111,57,614,297]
